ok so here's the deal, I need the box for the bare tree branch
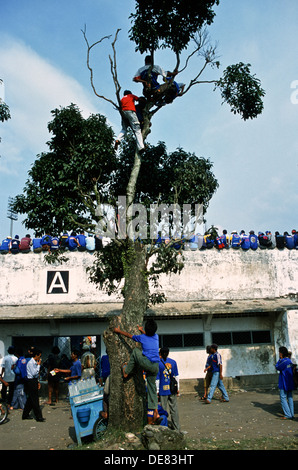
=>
[81,25,119,110]
[109,29,122,108]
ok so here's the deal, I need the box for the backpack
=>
[216,237,225,250]
[16,357,28,380]
[140,69,160,90]
[241,234,250,250]
[11,239,20,252]
[162,360,178,395]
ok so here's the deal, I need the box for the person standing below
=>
[114,319,160,423]
[275,346,295,419]
[0,346,18,409]
[22,349,45,422]
[45,346,61,405]
[205,344,229,404]
[157,347,180,431]
[114,90,145,153]
[202,345,213,400]
[11,348,27,410]
[54,349,82,382]
[81,344,96,380]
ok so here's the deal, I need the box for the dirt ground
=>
[0,387,297,451]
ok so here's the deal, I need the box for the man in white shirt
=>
[22,349,45,422]
[0,346,18,409]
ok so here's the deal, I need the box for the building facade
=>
[1,248,298,391]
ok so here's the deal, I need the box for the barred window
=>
[212,330,271,346]
[160,333,204,349]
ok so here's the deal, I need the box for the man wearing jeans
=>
[275,346,295,419]
[114,90,145,152]
[205,344,229,404]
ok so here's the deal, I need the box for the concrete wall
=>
[1,248,298,306]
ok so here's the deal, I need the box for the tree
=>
[80,0,264,432]
[13,104,117,233]
[13,1,265,433]
[12,112,218,431]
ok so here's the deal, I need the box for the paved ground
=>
[0,388,297,450]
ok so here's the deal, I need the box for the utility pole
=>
[7,197,18,238]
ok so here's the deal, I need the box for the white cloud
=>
[0,35,99,157]
[0,34,110,240]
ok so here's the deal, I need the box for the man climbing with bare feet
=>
[114,319,160,424]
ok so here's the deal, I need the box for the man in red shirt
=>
[115,90,145,152]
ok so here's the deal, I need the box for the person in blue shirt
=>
[230,231,241,249]
[32,234,42,253]
[54,349,82,382]
[275,346,295,419]
[50,235,60,251]
[114,319,160,424]
[284,232,295,250]
[202,345,213,400]
[0,236,12,254]
[240,231,250,250]
[249,230,258,250]
[205,344,229,404]
[10,235,20,254]
[157,347,180,431]
[41,233,52,252]
[77,231,87,251]
[68,232,80,251]
[292,229,298,249]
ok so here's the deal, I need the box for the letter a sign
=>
[47,271,69,294]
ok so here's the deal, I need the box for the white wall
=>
[1,248,298,306]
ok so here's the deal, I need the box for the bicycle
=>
[0,401,8,424]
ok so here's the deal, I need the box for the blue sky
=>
[0,0,298,241]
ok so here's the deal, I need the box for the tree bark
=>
[103,241,150,431]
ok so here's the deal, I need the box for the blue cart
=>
[68,378,107,445]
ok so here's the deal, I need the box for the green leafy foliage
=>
[0,101,11,122]
[129,0,220,53]
[215,63,265,120]
[112,135,218,211]
[12,104,117,233]
[87,240,128,296]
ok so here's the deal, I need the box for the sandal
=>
[200,396,207,400]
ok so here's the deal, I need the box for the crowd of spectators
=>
[0,231,103,254]
[0,228,298,255]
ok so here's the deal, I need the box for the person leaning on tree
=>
[113,319,160,424]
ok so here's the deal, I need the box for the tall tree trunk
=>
[103,120,152,431]
[103,241,150,431]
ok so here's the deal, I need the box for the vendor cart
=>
[68,377,107,445]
